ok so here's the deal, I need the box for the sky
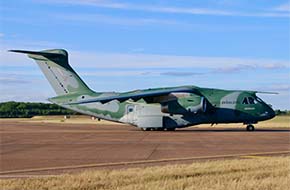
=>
[0,0,289,110]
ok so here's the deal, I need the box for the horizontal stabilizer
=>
[9,49,67,56]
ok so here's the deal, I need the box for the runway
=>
[1,120,289,176]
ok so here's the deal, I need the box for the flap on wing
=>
[67,87,200,105]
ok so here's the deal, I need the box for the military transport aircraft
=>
[10,49,276,131]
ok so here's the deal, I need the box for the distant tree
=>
[0,101,78,118]
[275,109,290,116]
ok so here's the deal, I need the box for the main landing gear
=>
[141,128,151,131]
[246,124,255,131]
[141,128,176,131]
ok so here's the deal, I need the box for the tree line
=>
[0,101,78,118]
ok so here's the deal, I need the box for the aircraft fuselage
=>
[49,86,275,129]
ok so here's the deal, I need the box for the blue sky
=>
[0,0,289,109]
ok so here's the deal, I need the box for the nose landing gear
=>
[246,124,255,131]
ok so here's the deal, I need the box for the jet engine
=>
[161,95,207,114]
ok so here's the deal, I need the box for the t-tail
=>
[9,49,94,96]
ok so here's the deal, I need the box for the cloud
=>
[55,13,182,26]
[79,70,157,77]
[68,50,290,71]
[0,33,4,38]
[273,2,290,12]
[44,0,128,9]
[3,47,289,71]
[40,0,290,18]
[213,62,287,73]
[0,77,31,84]
[262,84,290,92]
[160,72,203,77]
[129,48,145,53]
[0,93,51,103]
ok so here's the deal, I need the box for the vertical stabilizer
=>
[10,49,93,95]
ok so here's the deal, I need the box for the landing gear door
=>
[126,104,137,124]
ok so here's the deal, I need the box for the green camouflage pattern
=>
[11,49,275,129]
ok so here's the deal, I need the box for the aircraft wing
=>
[68,86,201,104]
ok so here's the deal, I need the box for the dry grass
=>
[2,115,289,128]
[28,115,123,125]
[1,156,290,190]
[1,115,124,125]
[256,115,290,128]
[196,115,290,129]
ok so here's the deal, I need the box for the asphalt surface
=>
[0,120,289,177]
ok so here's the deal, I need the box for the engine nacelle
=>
[161,95,207,114]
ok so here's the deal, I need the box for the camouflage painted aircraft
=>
[10,49,276,131]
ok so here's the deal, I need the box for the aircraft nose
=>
[264,104,275,119]
[259,104,275,120]
[268,106,276,119]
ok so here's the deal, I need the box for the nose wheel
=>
[246,124,255,131]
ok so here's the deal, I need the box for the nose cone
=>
[267,106,276,119]
[261,105,275,120]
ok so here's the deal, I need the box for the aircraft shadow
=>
[130,128,290,133]
[175,128,290,133]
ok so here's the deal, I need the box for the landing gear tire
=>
[155,128,165,131]
[246,124,255,131]
[166,128,176,131]
[141,128,151,131]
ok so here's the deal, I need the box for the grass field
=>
[255,115,289,128]
[1,156,289,190]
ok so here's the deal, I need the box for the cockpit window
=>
[255,97,263,103]
[242,97,248,104]
[248,97,255,104]
[242,97,257,105]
